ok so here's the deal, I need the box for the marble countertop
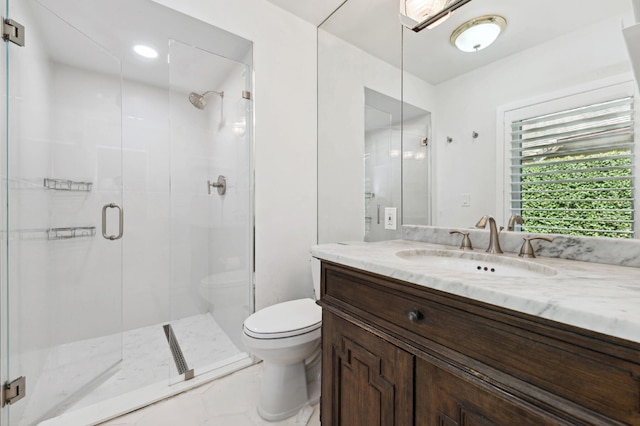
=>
[311,239,640,344]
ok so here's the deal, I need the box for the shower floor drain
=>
[163,324,194,379]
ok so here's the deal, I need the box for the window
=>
[510,96,635,238]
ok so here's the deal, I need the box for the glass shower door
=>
[3,0,123,424]
[167,38,253,382]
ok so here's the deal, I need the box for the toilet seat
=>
[243,298,321,339]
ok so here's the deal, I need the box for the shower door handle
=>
[102,203,124,240]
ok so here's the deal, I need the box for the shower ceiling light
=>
[400,0,473,32]
[133,44,158,59]
[450,15,507,52]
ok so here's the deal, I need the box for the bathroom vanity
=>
[313,236,640,425]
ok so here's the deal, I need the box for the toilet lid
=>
[243,298,321,339]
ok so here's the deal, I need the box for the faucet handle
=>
[518,236,554,258]
[449,230,473,250]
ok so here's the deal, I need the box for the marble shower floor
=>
[100,363,321,426]
[25,313,242,424]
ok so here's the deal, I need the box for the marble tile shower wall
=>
[169,56,252,344]
[123,57,251,337]
[201,60,252,347]
[50,63,123,345]
[121,77,173,332]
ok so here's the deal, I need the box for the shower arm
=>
[202,90,224,98]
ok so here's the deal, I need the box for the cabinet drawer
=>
[322,261,458,342]
[321,261,640,425]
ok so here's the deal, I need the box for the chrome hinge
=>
[3,18,25,47]
[3,376,26,406]
[242,90,251,100]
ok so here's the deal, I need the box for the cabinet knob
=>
[407,309,424,323]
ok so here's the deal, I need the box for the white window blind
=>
[510,96,635,238]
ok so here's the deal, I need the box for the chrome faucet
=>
[475,215,503,254]
[507,214,524,231]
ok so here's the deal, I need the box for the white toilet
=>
[242,259,322,421]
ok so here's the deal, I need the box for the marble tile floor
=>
[100,363,321,426]
[25,313,242,424]
[72,313,243,410]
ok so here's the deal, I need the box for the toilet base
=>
[307,377,320,406]
[257,361,309,421]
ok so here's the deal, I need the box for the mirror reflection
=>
[364,88,430,242]
[318,0,639,243]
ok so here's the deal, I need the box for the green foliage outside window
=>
[519,151,634,238]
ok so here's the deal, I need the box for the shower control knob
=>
[207,175,227,195]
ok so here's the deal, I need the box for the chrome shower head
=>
[188,90,224,110]
[189,92,206,110]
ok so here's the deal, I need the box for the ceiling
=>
[264,0,346,26]
[317,0,635,85]
[28,0,253,94]
[25,0,637,91]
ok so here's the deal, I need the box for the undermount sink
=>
[395,249,557,278]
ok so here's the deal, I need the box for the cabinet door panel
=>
[416,358,569,426]
[321,311,414,426]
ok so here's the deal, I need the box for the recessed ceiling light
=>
[133,44,158,59]
[450,15,507,53]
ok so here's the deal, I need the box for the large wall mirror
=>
[318,0,640,244]
[318,0,435,244]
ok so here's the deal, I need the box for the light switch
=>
[461,193,470,207]
[385,207,397,230]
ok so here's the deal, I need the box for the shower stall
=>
[0,0,254,424]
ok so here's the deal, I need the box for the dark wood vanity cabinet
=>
[322,311,414,425]
[318,261,640,426]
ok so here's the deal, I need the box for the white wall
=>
[431,14,635,228]
[151,0,318,309]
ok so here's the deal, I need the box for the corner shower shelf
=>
[47,227,96,240]
[43,178,93,192]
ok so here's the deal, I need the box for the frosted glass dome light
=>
[451,15,506,52]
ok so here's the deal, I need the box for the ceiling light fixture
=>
[400,0,473,32]
[133,44,158,59]
[450,15,507,52]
